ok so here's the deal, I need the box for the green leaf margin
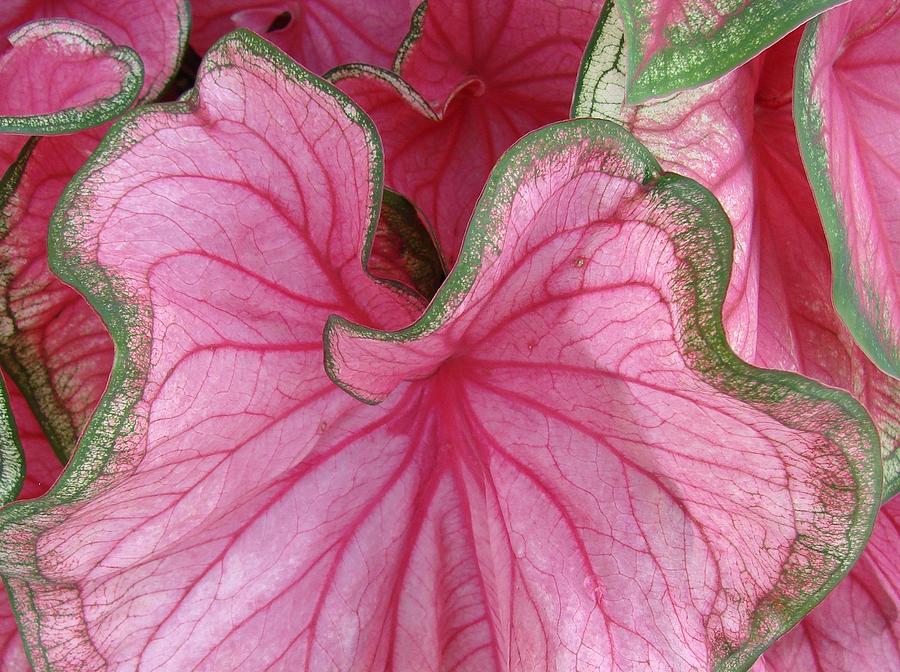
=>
[0,20,143,136]
[618,0,845,103]
[324,119,882,671]
[794,15,900,380]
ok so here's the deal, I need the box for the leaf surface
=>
[794,0,900,378]
[331,0,601,265]
[190,0,415,74]
[573,4,900,499]
[0,0,190,102]
[0,31,881,672]
[323,119,881,670]
[752,496,900,672]
[0,20,141,135]
[616,0,846,102]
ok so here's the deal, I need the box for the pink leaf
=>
[0,31,879,667]
[753,496,900,672]
[0,20,141,135]
[331,0,601,265]
[794,0,900,378]
[1,0,190,102]
[573,4,899,499]
[0,133,115,461]
[190,0,416,73]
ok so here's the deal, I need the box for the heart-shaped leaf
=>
[0,30,880,672]
[0,20,141,135]
[572,0,760,361]
[794,0,900,378]
[190,0,415,74]
[617,0,846,103]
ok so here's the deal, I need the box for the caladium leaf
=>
[573,4,900,499]
[190,0,415,74]
[0,30,880,670]
[331,0,601,265]
[0,2,189,463]
[0,374,72,672]
[753,495,900,672]
[572,0,759,361]
[616,0,846,103]
[1,0,190,103]
[794,0,900,378]
[0,20,141,135]
[325,120,881,670]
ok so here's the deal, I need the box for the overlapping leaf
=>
[616,0,846,102]
[573,2,899,499]
[0,20,141,135]
[794,0,900,378]
[190,0,415,74]
[0,31,880,670]
[331,0,601,264]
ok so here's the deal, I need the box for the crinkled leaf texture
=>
[0,30,881,671]
[331,0,601,265]
[753,495,900,671]
[795,0,900,378]
[0,19,141,135]
[616,0,846,103]
[190,0,415,74]
[0,0,190,102]
[572,2,900,499]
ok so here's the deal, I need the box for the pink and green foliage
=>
[573,0,899,500]
[190,0,416,74]
[0,20,141,135]
[331,0,601,264]
[575,5,899,668]
[615,0,846,102]
[0,30,882,671]
[795,0,900,379]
